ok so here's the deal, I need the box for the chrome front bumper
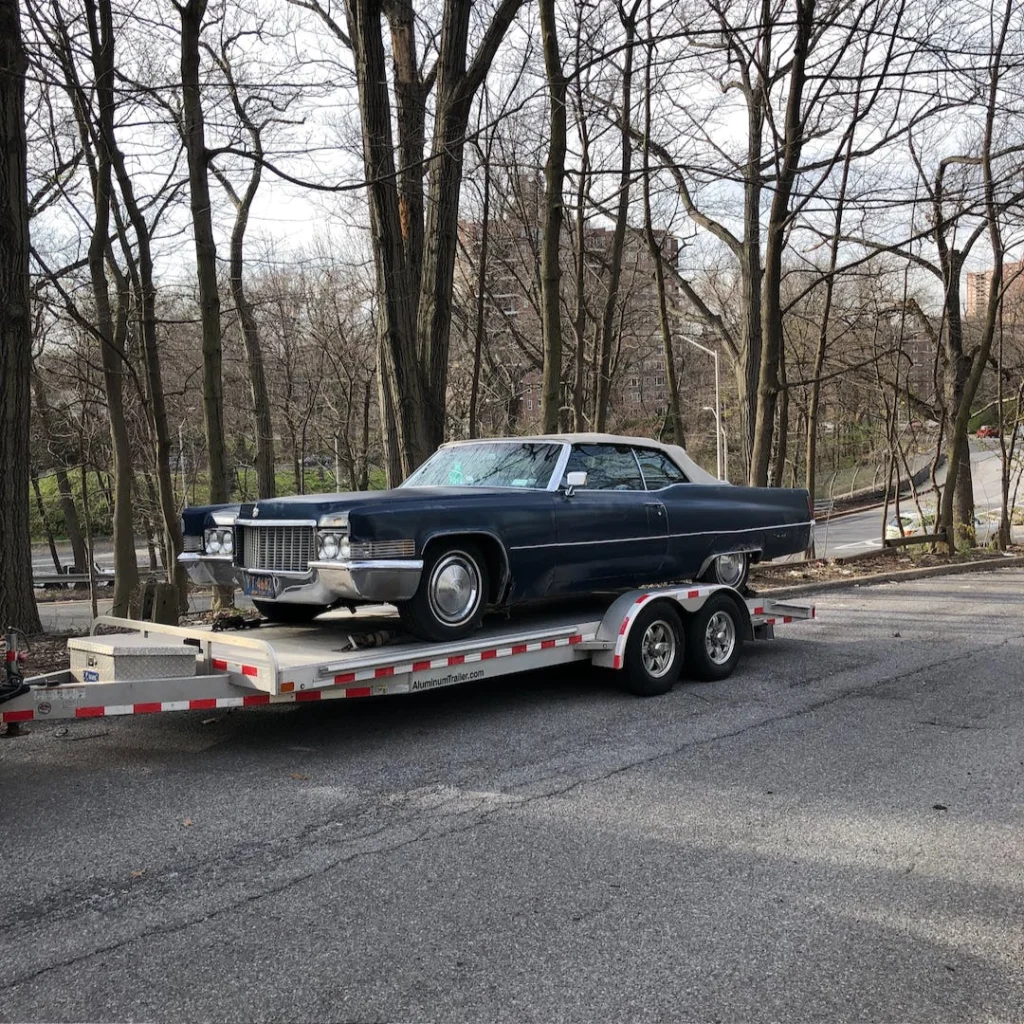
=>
[244,559,424,607]
[178,552,237,588]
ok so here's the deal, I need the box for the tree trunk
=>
[594,1,639,430]
[82,0,137,617]
[750,0,814,486]
[179,0,229,507]
[31,472,62,573]
[468,141,491,438]
[0,0,42,633]
[32,374,88,569]
[539,0,566,433]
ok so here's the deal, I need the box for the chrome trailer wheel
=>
[620,602,684,697]
[683,593,743,682]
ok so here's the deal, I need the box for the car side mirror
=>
[564,470,588,496]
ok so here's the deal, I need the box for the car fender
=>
[418,528,512,599]
[696,545,763,577]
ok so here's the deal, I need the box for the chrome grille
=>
[182,534,203,553]
[240,525,315,573]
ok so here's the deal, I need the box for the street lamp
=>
[676,335,723,480]
[702,406,728,482]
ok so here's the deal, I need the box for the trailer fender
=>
[591,585,753,671]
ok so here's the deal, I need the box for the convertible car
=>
[179,434,813,641]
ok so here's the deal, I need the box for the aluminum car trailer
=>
[1,584,814,728]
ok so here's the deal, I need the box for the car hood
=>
[240,487,542,522]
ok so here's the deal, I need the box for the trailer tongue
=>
[1,585,814,728]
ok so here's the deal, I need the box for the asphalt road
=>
[2,568,1023,1022]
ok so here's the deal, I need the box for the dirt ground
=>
[751,545,1022,589]
[8,545,1021,679]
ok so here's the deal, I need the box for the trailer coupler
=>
[2,628,31,701]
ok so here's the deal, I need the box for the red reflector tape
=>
[345,687,372,698]
[618,618,630,635]
[541,639,556,649]
[412,660,431,672]
[511,644,528,655]
[636,593,650,604]
[134,703,162,715]
[241,664,258,678]
[334,672,355,685]
[295,690,322,702]
[212,658,228,671]
[374,666,394,678]
[189,698,217,710]
[76,706,105,718]
[481,649,497,660]
[688,589,700,599]
[448,655,465,666]
[242,694,270,706]
[569,634,583,645]
[753,607,764,616]
[2,709,33,723]
[612,655,622,670]
[783,616,792,624]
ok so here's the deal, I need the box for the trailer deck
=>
[1,586,815,726]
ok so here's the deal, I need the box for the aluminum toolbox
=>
[68,634,198,683]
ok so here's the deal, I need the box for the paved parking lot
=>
[2,569,1023,1022]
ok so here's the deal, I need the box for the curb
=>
[756,554,1024,600]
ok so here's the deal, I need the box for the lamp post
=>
[679,336,722,480]
[702,406,728,482]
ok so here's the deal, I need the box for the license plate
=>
[244,573,278,598]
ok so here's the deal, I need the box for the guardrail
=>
[33,568,165,588]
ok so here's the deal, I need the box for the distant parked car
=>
[885,511,935,540]
[976,425,999,438]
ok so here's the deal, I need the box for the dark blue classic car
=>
[179,434,813,641]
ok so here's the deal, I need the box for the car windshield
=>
[401,442,563,489]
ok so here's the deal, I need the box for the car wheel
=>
[702,552,750,590]
[398,542,488,642]
[252,600,330,624]
[620,602,684,697]
[683,593,743,682]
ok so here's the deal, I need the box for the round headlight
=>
[205,529,221,554]
[320,533,339,560]
[220,530,233,555]
[339,537,351,561]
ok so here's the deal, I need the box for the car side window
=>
[566,444,645,490]
[633,448,689,488]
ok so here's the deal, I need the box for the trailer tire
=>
[683,593,742,682]
[620,602,685,697]
[253,600,330,624]
[397,541,488,642]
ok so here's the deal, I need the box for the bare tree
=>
[539,0,567,432]
[0,0,42,633]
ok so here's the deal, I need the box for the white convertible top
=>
[447,432,722,484]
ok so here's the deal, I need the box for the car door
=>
[552,444,667,590]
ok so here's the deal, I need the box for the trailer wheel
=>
[683,592,742,681]
[397,541,488,642]
[701,552,750,590]
[253,600,330,624]
[620,602,684,697]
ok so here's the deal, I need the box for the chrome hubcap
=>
[704,611,737,665]
[428,552,481,626]
[641,620,676,678]
[714,553,747,587]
